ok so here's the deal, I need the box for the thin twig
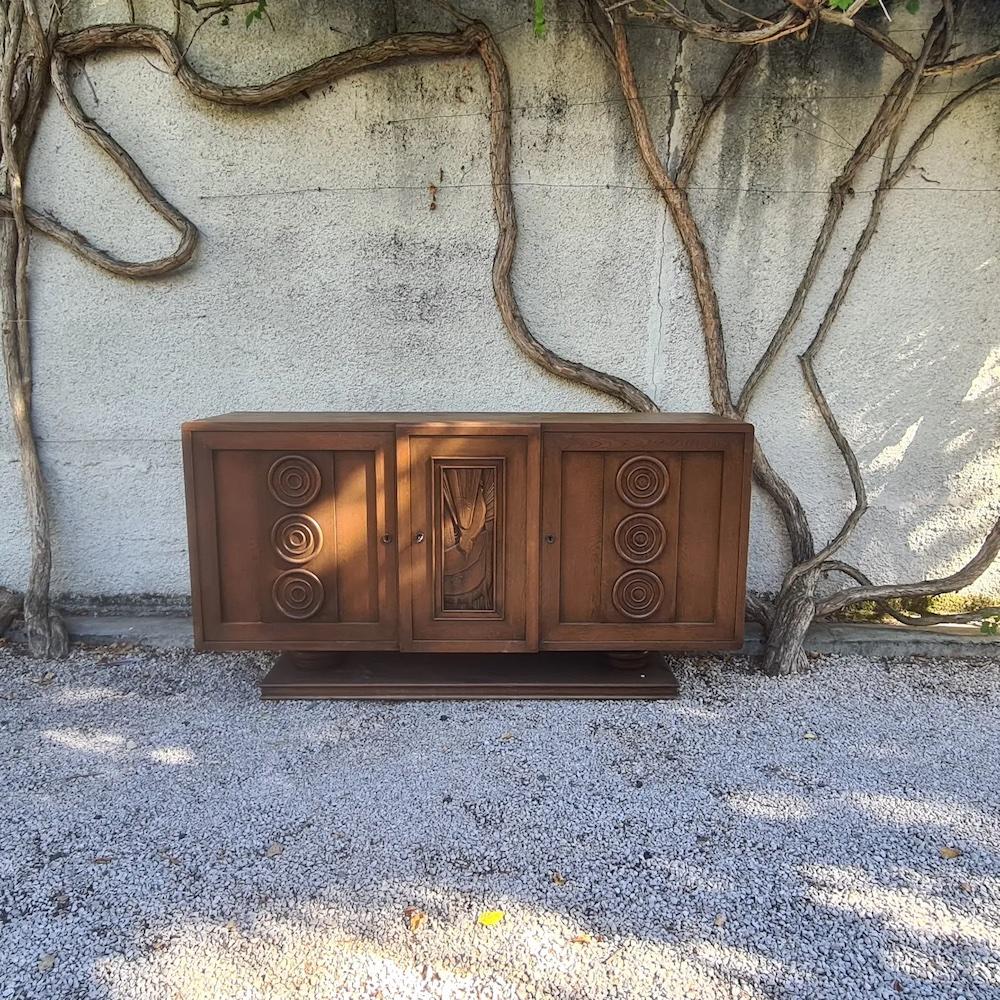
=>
[676,46,758,189]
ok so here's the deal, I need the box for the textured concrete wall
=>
[2,0,998,603]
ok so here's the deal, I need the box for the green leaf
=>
[906,0,921,12]
[245,0,267,29]
[533,0,546,40]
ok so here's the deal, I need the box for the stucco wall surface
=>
[1,0,998,603]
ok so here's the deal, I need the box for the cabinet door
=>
[398,426,539,651]
[185,430,397,649]
[540,430,751,650]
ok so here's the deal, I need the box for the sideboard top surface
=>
[184,411,753,433]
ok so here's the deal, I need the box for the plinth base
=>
[260,650,679,700]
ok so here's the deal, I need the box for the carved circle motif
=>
[614,513,665,565]
[268,455,321,508]
[612,569,664,620]
[271,514,323,564]
[616,455,668,508]
[272,569,324,620]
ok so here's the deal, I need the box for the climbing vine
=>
[0,0,998,672]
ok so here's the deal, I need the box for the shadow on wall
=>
[6,649,999,998]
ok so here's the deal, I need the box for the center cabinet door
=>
[398,425,540,651]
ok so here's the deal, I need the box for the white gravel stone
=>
[1,644,998,999]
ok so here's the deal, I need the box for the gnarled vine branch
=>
[49,18,656,409]
[820,560,1000,627]
[816,516,1000,619]
[601,0,1000,672]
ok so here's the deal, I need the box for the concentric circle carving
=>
[268,455,321,508]
[272,569,324,620]
[614,513,665,565]
[616,456,668,508]
[271,514,323,564]
[612,569,664,620]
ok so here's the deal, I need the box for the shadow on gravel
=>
[2,645,999,999]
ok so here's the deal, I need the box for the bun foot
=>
[606,650,660,671]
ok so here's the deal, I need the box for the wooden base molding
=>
[260,650,680,700]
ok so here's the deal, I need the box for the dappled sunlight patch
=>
[660,702,721,721]
[148,746,196,765]
[42,728,127,754]
[40,728,197,767]
[87,890,793,1000]
[54,685,123,705]
[846,791,1000,847]
[726,790,816,822]
[944,428,976,454]
[94,919,521,1000]
[868,418,923,477]
[963,345,999,404]
[802,864,1000,955]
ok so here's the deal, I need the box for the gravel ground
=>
[2,643,999,1000]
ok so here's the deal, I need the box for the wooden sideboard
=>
[183,411,752,662]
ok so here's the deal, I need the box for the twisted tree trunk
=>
[0,0,67,657]
[762,573,818,676]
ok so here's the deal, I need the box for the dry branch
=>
[849,19,916,71]
[473,27,657,412]
[609,8,816,566]
[816,516,1000,618]
[56,22,483,106]
[820,560,1000,627]
[798,64,1000,592]
[676,46,758,190]
[610,14,731,413]
[49,19,658,407]
[926,44,1000,76]
[610,2,809,46]
[736,74,906,415]
[736,4,953,417]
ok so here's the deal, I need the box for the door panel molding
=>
[399,428,539,651]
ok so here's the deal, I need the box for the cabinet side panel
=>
[213,450,263,624]
[182,431,205,646]
[558,450,605,623]
[675,451,723,623]
[334,451,379,623]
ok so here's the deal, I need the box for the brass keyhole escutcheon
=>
[545,533,556,544]
[415,531,425,544]
[381,533,393,544]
